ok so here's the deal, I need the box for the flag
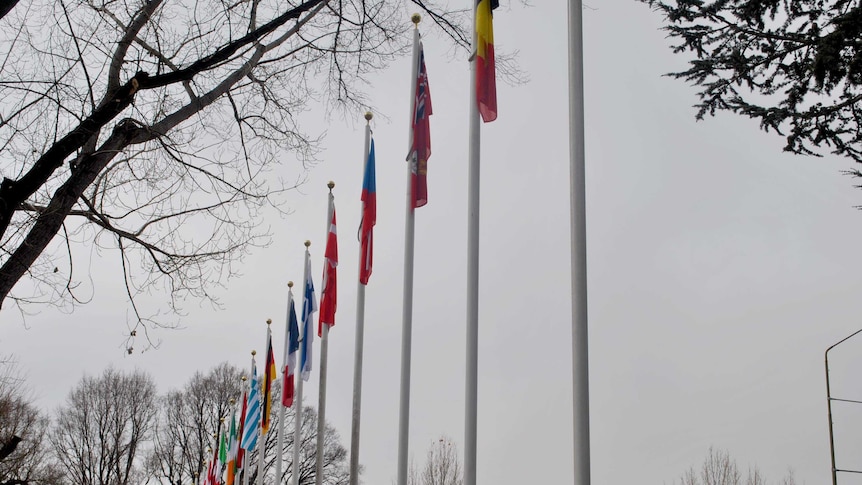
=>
[476,0,498,122]
[240,360,260,452]
[359,139,376,285]
[235,384,248,478]
[261,327,276,434]
[408,41,432,208]
[301,249,317,381]
[282,290,300,407]
[225,411,238,485]
[319,195,337,335]
[217,429,227,484]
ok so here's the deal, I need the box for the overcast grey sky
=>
[6,1,862,484]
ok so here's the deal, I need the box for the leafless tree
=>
[0,0,470,342]
[406,437,462,485]
[0,357,62,485]
[245,400,349,485]
[147,362,242,485]
[147,369,348,485]
[677,448,797,485]
[50,367,157,485]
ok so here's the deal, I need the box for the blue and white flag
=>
[240,359,260,451]
[301,248,317,381]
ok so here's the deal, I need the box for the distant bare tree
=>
[246,400,349,485]
[677,448,796,485]
[50,368,157,485]
[148,370,348,485]
[147,362,242,485]
[406,437,462,485]
[0,357,61,485]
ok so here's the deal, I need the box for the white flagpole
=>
[292,241,311,485]
[256,325,270,485]
[315,186,335,485]
[464,0,481,483]
[349,113,373,485]
[276,283,295,485]
[568,1,590,484]
[396,16,421,485]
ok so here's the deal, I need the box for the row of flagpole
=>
[197,112,376,485]
[199,0,592,483]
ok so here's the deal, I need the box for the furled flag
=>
[359,139,376,285]
[204,441,218,485]
[301,249,317,381]
[225,411,238,485]
[408,41,432,208]
[282,290,300,407]
[235,383,248,479]
[261,327,276,435]
[476,0,498,122]
[217,428,227,484]
[319,194,337,336]
[240,360,261,452]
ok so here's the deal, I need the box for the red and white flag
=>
[318,193,337,335]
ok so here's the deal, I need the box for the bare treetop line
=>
[0,0,472,335]
[0,360,463,485]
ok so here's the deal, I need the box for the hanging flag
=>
[282,291,300,407]
[235,383,248,477]
[476,0,498,122]
[408,41,432,208]
[216,428,227,484]
[240,361,261,452]
[359,139,376,285]
[261,327,277,434]
[225,411,238,485]
[301,249,317,381]
[319,195,338,336]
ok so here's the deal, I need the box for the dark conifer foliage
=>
[641,0,862,166]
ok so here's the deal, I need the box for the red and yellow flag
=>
[261,327,276,434]
[476,0,498,122]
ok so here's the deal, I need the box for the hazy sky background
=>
[6,1,862,484]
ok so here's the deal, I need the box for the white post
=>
[314,323,329,485]
[349,116,373,485]
[256,376,267,485]
[276,286,295,485]
[315,186,335,485]
[291,374,304,485]
[464,1,482,484]
[396,19,421,485]
[568,1,590,484]
[292,243,312,485]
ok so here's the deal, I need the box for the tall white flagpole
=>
[396,16,421,485]
[464,0,481,483]
[256,324,271,485]
[292,241,311,485]
[276,283,295,485]
[568,1,590,484]
[315,185,335,485]
[349,113,373,485]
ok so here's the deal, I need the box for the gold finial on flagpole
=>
[241,375,247,382]
[251,350,257,356]
[230,398,235,405]
[411,13,421,26]
[328,180,335,191]
[305,240,311,248]
[267,318,272,325]
[365,111,373,122]
[288,281,294,288]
